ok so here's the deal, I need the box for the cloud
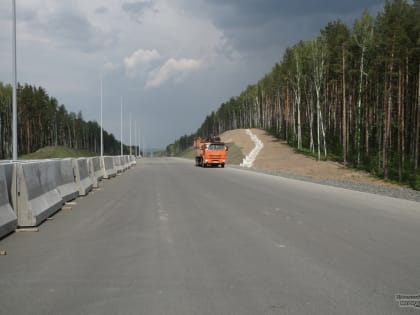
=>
[2,0,387,149]
[122,1,154,22]
[203,0,384,27]
[124,49,161,77]
[146,58,202,88]
[18,5,117,53]
[190,0,384,57]
[104,61,119,73]
[47,12,98,49]
[95,6,108,14]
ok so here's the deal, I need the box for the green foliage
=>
[169,134,196,154]
[0,82,130,158]
[176,147,195,159]
[170,0,420,188]
[410,173,420,190]
[19,146,96,160]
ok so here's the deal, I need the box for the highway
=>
[0,157,419,314]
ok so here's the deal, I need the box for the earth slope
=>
[220,128,404,188]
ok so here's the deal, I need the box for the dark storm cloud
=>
[204,0,384,29]
[197,0,385,56]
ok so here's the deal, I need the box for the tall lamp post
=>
[12,0,17,160]
[129,114,132,156]
[134,120,137,157]
[138,128,141,156]
[100,79,103,156]
[120,96,123,156]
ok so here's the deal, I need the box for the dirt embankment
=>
[220,128,405,189]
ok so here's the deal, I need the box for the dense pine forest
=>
[0,82,128,158]
[169,0,420,188]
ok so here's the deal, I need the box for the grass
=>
[275,135,419,190]
[177,147,196,159]
[19,146,97,160]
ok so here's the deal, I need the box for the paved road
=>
[0,158,419,314]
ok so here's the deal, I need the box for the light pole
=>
[100,79,103,156]
[142,135,145,158]
[120,96,123,156]
[12,0,17,160]
[134,120,137,157]
[138,128,141,156]
[129,114,132,156]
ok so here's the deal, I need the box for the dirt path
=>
[220,128,405,189]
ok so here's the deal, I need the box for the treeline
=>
[169,0,420,187]
[0,82,131,158]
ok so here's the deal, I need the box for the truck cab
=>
[194,137,228,168]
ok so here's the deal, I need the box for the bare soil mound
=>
[220,128,404,189]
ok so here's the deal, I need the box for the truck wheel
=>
[221,163,225,168]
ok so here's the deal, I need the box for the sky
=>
[0,0,385,150]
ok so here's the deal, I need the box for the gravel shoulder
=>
[220,128,420,203]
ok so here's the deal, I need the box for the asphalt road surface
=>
[1,158,419,314]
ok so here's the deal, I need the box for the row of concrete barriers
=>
[0,155,137,239]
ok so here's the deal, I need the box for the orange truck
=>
[194,137,228,168]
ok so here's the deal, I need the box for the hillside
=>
[18,146,96,160]
[220,129,414,189]
[170,1,420,188]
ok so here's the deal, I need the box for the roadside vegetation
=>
[0,83,136,159]
[169,0,420,189]
[19,146,96,160]
[176,147,195,160]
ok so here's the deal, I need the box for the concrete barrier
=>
[87,157,102,188]
[0,161,15,204]
[119,156,126,171]
[101,156,116,179]
[11,161,63,227]
[53,158,79,202]
[0,164,17,238]
[93,156,104,180]
[120,156,125,171]
[123,156,130,169]
[114,156,123,173]
[73,158,93,196]
[130,155,136,166]
[87,158,97,188]
[121,156,127,170]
